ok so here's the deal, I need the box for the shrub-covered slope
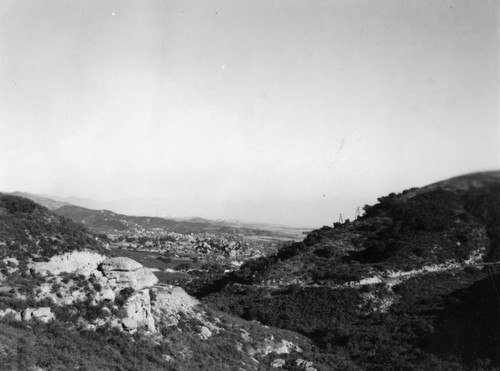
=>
[219,171,500,287]
[200,171,500,369]
[0,194,315,371]
[0,194,103,261]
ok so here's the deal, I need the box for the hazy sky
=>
[0,0,498,226]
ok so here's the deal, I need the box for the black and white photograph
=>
[0,0,498,369]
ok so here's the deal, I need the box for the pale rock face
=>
[99,258,158,290]
[100,257,143,272]
[99,287,116,301]
[122,289,155,332]
[121,317,138,332]
[152,286,199,326]
[30,251,106,276]
[296,359,316,371]
[20,307,54,323]
[247,337,302,357]
[31,307,54,323]
[21,308,35,321]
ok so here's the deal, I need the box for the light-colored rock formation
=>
[271,358,286,368]
[152,285,199,326]
[122,289,155,332]
[20,307,54,323]
[31,307,55,323]
[30,251,106,277]
[99,257,158,290]
[0,308,18,319]
[199,326,212,339]
[296,358,316,371]
[100,257,142,272]
[247,335,302,357]
[121,317,138,332]
[104,268,158,290]
[99,287,116,301]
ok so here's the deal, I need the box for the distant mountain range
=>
[10,192,73,211]
[7,192,305,240]
[53,204,303,239]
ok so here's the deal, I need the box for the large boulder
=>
[103,268,158,290]
[99,287,116,302]
[21,307,54,323]
[100,257,142,272]
[271,359,286,368]
[122,289,155,332]
[121,318,138,332]
[199,326,212,339]
[99,257,158,290]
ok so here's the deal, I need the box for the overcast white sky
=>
[0,0,498,226]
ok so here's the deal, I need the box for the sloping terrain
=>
[54,204,297,239]
[200,171,500,369]
[0,194,103,262]
[2,172,499,370]
[0,194,316,370]
[9,192,72,211]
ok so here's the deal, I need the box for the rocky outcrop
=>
[98,257,158,290]
[30,251,106,277]
[122,289,155,332]
[247,335,302,357]
[100,257,142,271]
[26,254,209,335]
[0,307,54,323]
[295,358,317,371]
[199,326,212,339]
[22,307,55,323]
[270,358,286,368]
[152,285,199,326]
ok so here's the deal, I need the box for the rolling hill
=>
[9,192,72,211]
[53,204,301,240]
[200,171,500,369]
[0,193,103,262]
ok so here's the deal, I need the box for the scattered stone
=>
[199,326,212,339]
[162,354,173,362]
[271,358,286,368]
[20,307,54,323]
[296,358,316,371]
[240,329,251,342]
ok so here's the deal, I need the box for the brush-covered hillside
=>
[0,194,316,371]
[218,171,500,287]
[0,194,103,262]
[200,171,500,369]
